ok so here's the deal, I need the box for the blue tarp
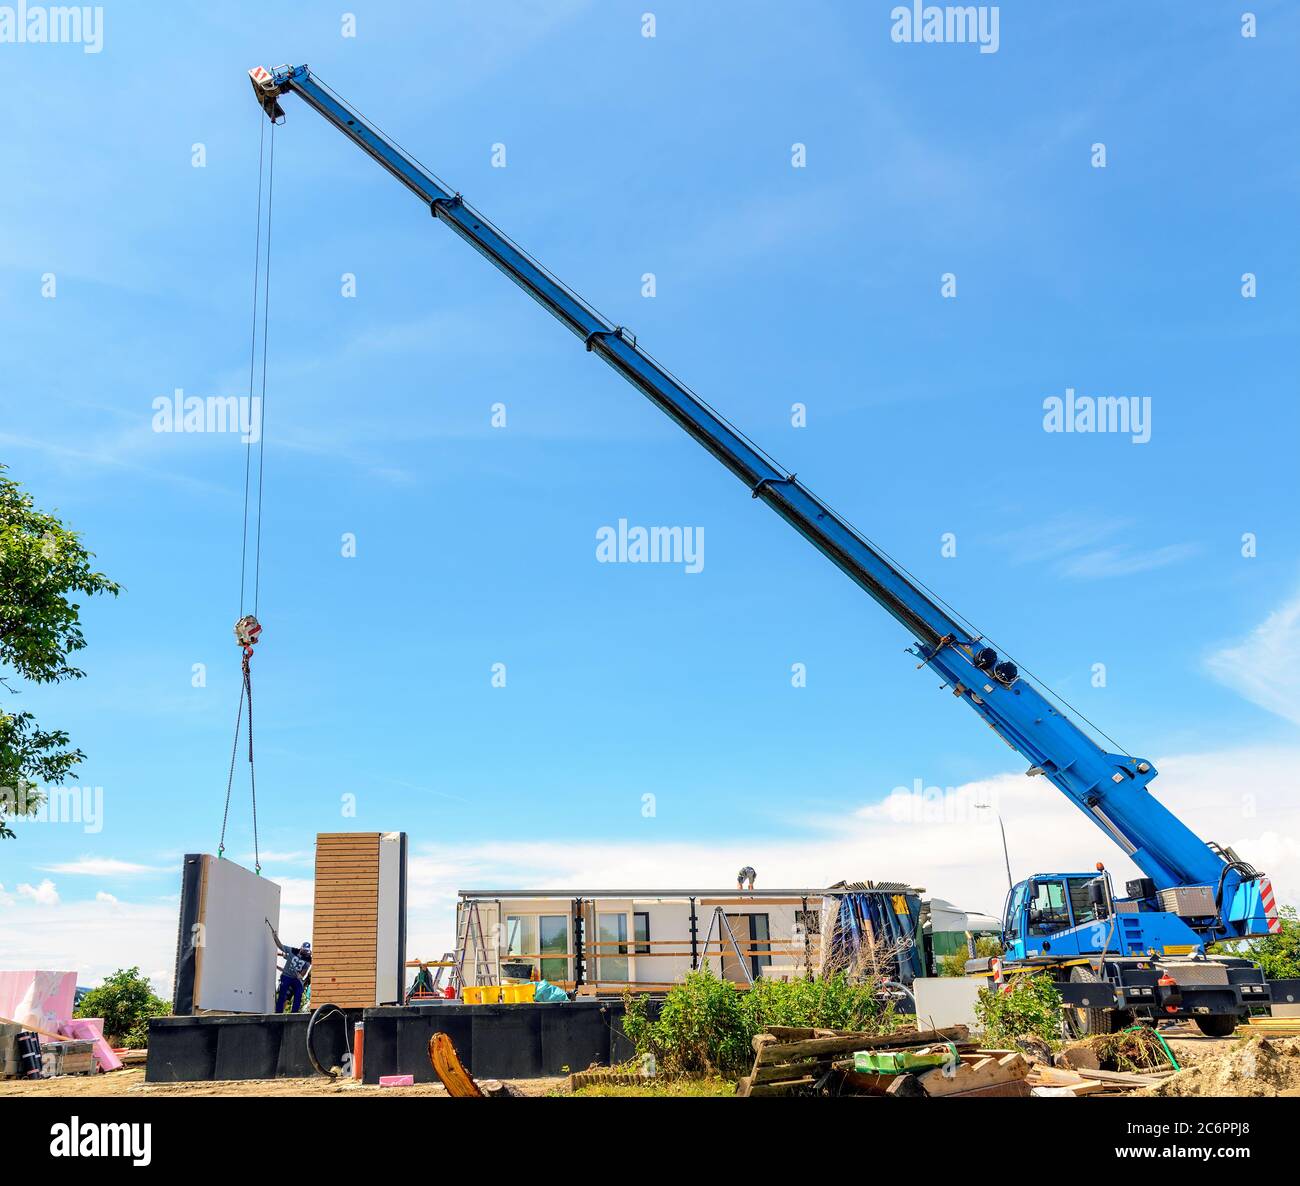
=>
[827,890,925,985]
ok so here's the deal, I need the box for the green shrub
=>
[623,969,896,1080]
[623,969,751,1077]
[74,967,170,1049]
[1211,904,1300,980]
[939,936,1003,977]
[741,972,895,1035]
[973,972,1062,1047]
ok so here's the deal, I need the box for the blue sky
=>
[2,1,1299,986]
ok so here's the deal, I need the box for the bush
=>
[1211,904,1300,980]
[74,967,170,1049]
[623,970,751,1077]
[741,972,896,1035]
[939,936,1004,977]
[974,972,1062,1047]
[623,969,896,1080]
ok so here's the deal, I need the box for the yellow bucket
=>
[502,983,536,1005]
[462,985,501,1005]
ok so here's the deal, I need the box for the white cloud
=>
[1060,542,1200,580]
[95,892,119,904]
[1206,590,1300,728]
[397,745,1300,962]
[5,746,1296,998]
[0,894,178,994]
[39,858,165,877]
[17,879,60,906]
[991,516,1197,580]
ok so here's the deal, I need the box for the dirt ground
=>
[0,1029,1272,1099]
[0,1068,566,1098]
[1138,1034,1300,1097]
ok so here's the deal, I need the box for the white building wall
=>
[457,895,824,987]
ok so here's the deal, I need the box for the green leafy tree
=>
[74,967,170,1048]
[1212,904,1300,980]
[0,464,119,838]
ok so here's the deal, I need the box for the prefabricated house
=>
[453,883,927,993]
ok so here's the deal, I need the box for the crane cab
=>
[1000,871,1115,962]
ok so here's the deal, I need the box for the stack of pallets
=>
[737,1024,1015,1097]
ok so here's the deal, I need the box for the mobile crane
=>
[249,64,1295,1036]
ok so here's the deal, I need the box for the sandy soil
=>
[1138,1036,1300,1097]
[0,1068,566,1098]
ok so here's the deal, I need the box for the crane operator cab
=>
[1001,869,1114,963]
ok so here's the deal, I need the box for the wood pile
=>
[1027,1064,1172,1095]
[738,1025,1036,1097]
[1237,1016,1300,1038]
[737,1023,1181,1097]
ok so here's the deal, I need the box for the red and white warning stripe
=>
[1261,877,1281,934]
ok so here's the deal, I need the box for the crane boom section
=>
[250,64,1260,930]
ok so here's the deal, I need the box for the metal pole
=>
[976,804,1013,891]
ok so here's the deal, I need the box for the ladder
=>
[453,901,495,990]
[696,906,755,986]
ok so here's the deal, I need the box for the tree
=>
[74,967,170,1048]
[1213,904,1300,980]
[0,464,119,837]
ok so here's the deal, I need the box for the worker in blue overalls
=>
[265,918,312,1013]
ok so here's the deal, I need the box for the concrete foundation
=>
[146,999,652,1084]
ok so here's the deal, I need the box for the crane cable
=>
[218,112,275,872]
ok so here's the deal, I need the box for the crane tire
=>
[1066,965,1123,1038]
[1194,1013,1239,1038]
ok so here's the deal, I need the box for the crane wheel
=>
[1066,965,1125,1038]
[1194,1013,1239,1038]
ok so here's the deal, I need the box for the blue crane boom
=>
[248,64,1274,946]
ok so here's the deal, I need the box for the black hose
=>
[305,1003,350,1079]
[1213,860,1259,932]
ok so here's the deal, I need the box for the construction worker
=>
[737,866,757,891]
[266,918,312,1013]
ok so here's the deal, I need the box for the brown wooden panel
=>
[312,831,383,1007]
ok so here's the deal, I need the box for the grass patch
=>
[568,1077,736,1098]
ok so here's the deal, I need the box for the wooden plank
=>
[918,1052,1028,1098]
[757,1026,968,1065]
[745,1077,816,1097]
[753,1058,842,1085]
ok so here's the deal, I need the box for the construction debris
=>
[732,1021,1222,1098]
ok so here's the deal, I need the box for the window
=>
[1067,877,1101,927]
[1028,880,1070,937]
[1004,883,1027,941]
[505,916,537,962]
[633,911,650,955]
[597,913,629,983]
[539,914,569,982]
[750,914,773,977]
[795,909,821,936]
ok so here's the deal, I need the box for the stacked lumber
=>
[1238,1017,1300,1038]
[736,1025,974,1097]
[1028,1064,1171,1095]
